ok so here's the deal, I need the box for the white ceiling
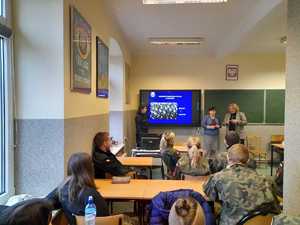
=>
[103,0,286,56]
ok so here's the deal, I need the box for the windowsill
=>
[0,192,10,205]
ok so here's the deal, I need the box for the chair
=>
[271,135,284,144]
[246,135,267,162]
[75,214,124,225]
[50,210,68,225]
[182,174,209,182]
[237,213,273,225]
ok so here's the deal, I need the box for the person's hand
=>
[215,125,220,128]
[231,119,238,124]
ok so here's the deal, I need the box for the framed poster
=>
[125,63,130,104]
[96,36,109,98]
[70,6,92,93]
[226,64,239,81]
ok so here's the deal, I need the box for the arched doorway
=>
[109,38,125,144]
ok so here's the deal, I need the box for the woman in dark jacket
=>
[135,105,149,147]
[47,153,109,225]
[92,132,130,178]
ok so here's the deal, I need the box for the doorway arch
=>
[109,38,125,144]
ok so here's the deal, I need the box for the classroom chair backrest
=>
[237,209,275,225]
[271,135,284,143]
[183,174,209,182]
[239,215,273,225]
[75,214,124,225]
[50,210,68,225]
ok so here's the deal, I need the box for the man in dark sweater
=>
[92,132,130,178]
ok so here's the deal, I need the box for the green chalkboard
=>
[266,90,285,124]
[204,90,265,123]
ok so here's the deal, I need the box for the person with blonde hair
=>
[160,131,179,175]
[169,197,206,225]
[204,144,280,225]
[177,136,210,177]
[223,103,247,144]
[186,136,201,149]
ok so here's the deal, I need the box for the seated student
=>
[47,153,109,225]
[149,189,215,225]
[274,161,284,197]
[0,199,53,225]
[209,131,256,173]
[177,143,210,177]
[204,144,280,225]
[272,214,300,225]
[160,131,179,174]
[168,197,205,225]
[92,132,130,178]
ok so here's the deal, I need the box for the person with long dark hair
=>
[0,199,52,225]
[135,105,149,147]
[46,153,109,225]
[92,132,130,178]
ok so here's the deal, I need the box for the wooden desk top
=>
[174,145,188,152]
[272,143,284,150]
[117,157,162,167]
[143,180,206,199]
[95,179,146,200]
[95,179,206,200]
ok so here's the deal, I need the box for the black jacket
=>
[135,112,148,135]
[92,147,129,179]
[46,181,109,225]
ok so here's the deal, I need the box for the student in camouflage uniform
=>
[177,144,210,176]
[160,131,179,175]
[204,144,280,225]
[272,214,300,225]
[209,131,256,173]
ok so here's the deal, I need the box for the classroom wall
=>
[13,0,132,196]
[284,0,300,214]
[128,53,286,152]
[63,0,132,169]
[13,0,65,196]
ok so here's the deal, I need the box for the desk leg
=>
[149,168,153,179]
[161,164,165,179]
[271,145,274,176]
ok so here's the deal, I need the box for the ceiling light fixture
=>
[143,0,227,4]
[149,37,205,45]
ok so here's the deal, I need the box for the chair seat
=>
[75,214,124,225]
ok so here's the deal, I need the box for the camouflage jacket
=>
[203,164,279,225]
[272,214,300,225]
[177,154,210,176]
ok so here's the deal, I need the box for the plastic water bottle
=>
[85,196,96,225]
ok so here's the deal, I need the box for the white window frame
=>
[0,0,14,204]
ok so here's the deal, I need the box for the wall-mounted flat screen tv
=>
[140,90,201,126]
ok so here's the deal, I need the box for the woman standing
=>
[202,107,222,157]
[223,103,248,144]
[135,105,149,147]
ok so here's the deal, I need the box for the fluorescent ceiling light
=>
[149,37,205,45]
[143,0,227,4]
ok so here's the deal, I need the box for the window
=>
[0,0,14,203]
[0,38,5,195]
